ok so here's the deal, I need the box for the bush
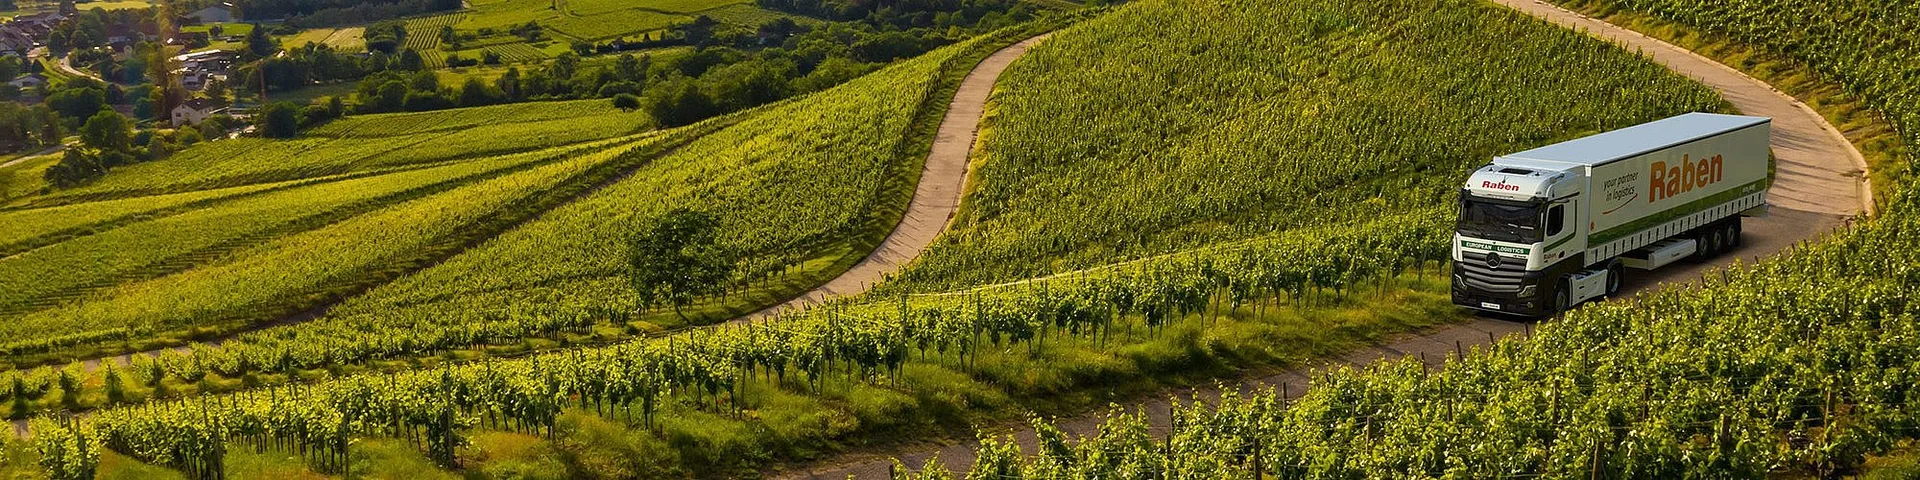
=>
[611,93,640,111]
[258,102,301,138]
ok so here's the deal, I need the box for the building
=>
[173,49,237,90]
[171,98,227,127]
[7,73,46,89]
[187,3,236,24]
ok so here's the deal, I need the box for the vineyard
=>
[0,0,1910,475]
[896,0,1920,475]
[870,0,1723,295]
[0,147,568,317]
[1554,0,1916,200]
[0,0,1789,475]
[30,100,649,205]
[0,136,667,365]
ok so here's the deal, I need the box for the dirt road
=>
[737,35,1053,322]
[774,0,1869,477]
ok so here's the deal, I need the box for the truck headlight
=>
[1519,285,1537,297]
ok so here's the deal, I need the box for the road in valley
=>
[773,0,1870,477]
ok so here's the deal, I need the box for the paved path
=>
[774,1,1870,477]
[738,35,1053,322]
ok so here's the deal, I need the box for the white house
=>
[171,98,227,127]
[187,3,236,24]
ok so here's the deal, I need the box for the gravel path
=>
[737,34,1054,322]
[773,1,1870,477]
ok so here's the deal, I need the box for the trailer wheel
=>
[1724,222,1741,249]
[1693,229,1718,259]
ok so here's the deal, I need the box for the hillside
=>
[15,100,651,206]
[872,0,1722,293]
[0,0,1760,477]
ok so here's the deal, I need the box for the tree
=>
[627,208,732,320]
[79,110,131,152]
[611,93,640,111]
[642,75,714,127]
[397,49,425,71]
[457,77,494,107]
[494,67,521,100]
[258,102,300,138]
[245,23,276,58]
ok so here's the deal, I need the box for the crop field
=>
[473,42,548,62]
[0,149,559,318]
[31,100,649,205]
[566,0,746,15]
[283,27,366,50]
[403,12,465,52]
[0,137,653,360]
[545,9,685,40]
[0,181,291,255]
[1553,0,1916,197]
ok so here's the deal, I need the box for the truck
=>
[1451,112,1772,316]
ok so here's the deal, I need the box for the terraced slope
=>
[28,100,649,205]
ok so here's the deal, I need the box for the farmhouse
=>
[171,98,227,127]
[7,73,46,88]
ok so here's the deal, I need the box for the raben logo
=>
[1480,180,1521,192]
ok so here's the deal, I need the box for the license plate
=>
[1480,302,1501,310]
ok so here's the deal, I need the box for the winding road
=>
[737,35,1053,322]
[772,0,1871,477]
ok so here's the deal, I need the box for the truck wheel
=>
[1553,283,1571,314]
[1606,262,1622,296]
[1724,222,1741,249]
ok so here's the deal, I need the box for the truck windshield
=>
[1458,195,1542,244]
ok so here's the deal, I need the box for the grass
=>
[0,149,58,204]
[280,26,366,51]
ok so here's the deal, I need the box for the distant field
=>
[30,99,649,204]
[3,0,147,15]
[546,9,684,40]
[282,27,366,50]
[567,0,746,15]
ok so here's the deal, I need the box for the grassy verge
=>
[1554,0,1907,208]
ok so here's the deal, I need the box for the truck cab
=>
[1452,163,1606,316]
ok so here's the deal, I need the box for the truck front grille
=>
[1457,252,1524,293]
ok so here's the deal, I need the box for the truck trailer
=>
[1452,112,1771,316]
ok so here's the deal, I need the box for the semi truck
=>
[1451,112,1771,316]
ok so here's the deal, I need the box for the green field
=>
[31,99,650,204]
[0,135,653,359]
[0,151,57,204]
[0,149,560,317]
[281,26,366,50]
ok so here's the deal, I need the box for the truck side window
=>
[1546,204,1565,237]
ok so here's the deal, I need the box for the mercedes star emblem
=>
[1485,252,1502,268]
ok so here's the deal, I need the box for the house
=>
[171,98,227,127]
[187,3,236,24]
[7,73,46,89]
